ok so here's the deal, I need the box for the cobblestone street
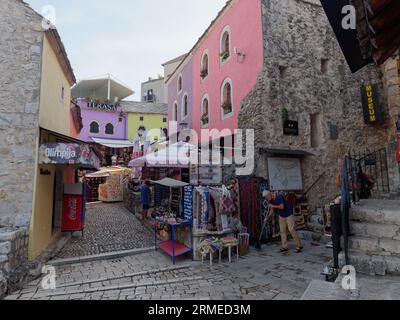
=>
[54,203,154,259]
[6,240,336,300]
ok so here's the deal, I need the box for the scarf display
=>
[193,185,239,233]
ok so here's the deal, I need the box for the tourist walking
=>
[140,180,151,222]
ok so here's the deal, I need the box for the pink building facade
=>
[166,0,264,143]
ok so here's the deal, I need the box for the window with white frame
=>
[221,78,233,118]
[201,50,209,80]
[89,121,99,134]
[105,123,114,135]
[201,94,210,127]
[220,26,231,64]
[182,93,189,119]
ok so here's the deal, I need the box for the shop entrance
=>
[52,166,64,234]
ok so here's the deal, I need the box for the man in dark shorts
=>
[140,180,151,222]
[263,191,303,253]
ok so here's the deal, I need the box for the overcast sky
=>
[26,0,227,100]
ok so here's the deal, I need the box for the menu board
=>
[183,186,193,222]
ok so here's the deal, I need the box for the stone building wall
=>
[0,0,44,297]
[381,54,400,194]
[238,0,393,209]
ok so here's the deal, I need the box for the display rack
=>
[87,177,106,202]
[155,221,193,265]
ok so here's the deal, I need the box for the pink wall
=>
[192,0,264,141]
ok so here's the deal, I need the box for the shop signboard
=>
[283,120,299,136]
[86,100,118,112]
[198,165,222,185]
[39,143,100,169]
[267,158,303,191]
[183,186,193,222]
[361,83,384,126]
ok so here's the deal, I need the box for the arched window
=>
[105,123,114,135]
[182,93,189,119]
[201,50,209,79]
[173,102,178,121]
[89,121,99,134]
[201,94,210,127]
[220,26,231,63]
[221,78,233,118]
[177,74,183,93]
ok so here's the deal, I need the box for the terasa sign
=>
[87,101,117,111]
[361,83,384,126]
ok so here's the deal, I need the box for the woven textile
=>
[238,176,261,242]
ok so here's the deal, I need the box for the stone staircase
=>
[339,199,400,276]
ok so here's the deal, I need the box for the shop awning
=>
[152,178,189,188]
[39,143,100,169]
[91,138,135,149]
[85,166,131,178]
[128,142,196,168]
[259,147,315,158]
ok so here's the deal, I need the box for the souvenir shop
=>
[237,152,313,246]
[187,181,246,263]
[84,167,131,203]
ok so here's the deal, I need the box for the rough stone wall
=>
[0,0,43,227]
[0,0,44,297]
[239,0,390,208]
[381,54,400,193]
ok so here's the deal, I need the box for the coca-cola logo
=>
[68,198,77,221]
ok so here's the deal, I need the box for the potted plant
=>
[220,51,230,61]
[200,69,208,79]
[282,107,289,122]
[222,101,232,114]
[201,113,209,125]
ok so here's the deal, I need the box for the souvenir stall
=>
[150,178,193,265]
[85,167,131,203]
[38,142,101,237]
[127,142,194,216]
[188,182,244,262]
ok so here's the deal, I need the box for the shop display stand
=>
[155,221,193,265]
[87,177,106,202]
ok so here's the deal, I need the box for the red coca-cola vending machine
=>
[62,183,86,234]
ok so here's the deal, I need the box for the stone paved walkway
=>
[6,240,335,300]
[54,203,154,259]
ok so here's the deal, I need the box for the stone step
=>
[339,250,400,276]
[350,222,400,240]
[350,199,400,226]
[348,235,400,256]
